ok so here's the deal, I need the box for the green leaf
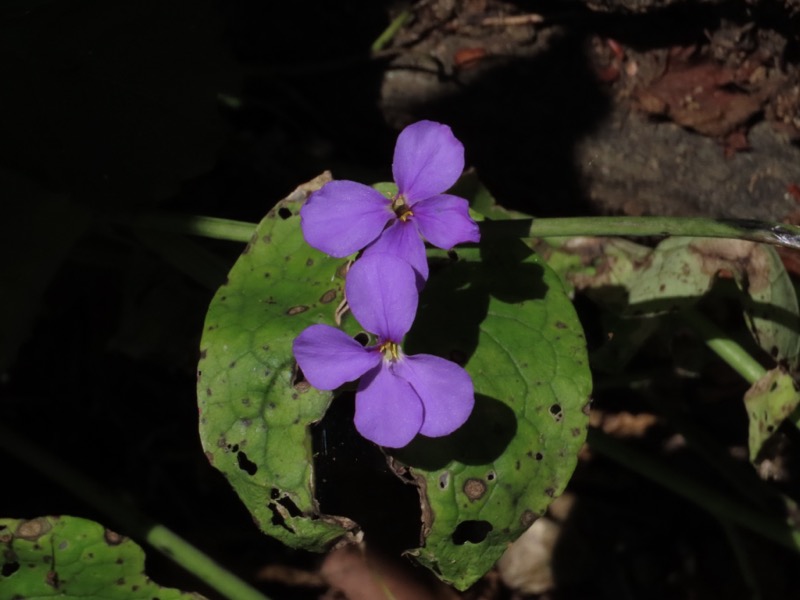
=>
[744,368,800,461]
[198,173,360,550]
[0,515,204,599]
[396,231,591,589]
[197,175,591,589]
[564,237,800,367]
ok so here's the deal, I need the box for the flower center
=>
[391,196,414,222]
[378,340,401,362]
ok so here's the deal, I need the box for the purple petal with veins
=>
[354,363,424,448]
[394,354,475,437]
[292,324,381,390]
[360,220,429,282]
[392,120,464,203]
[300,180,392,257]
[412,194,481,250]
[345,253,418,342]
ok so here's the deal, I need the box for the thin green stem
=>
[129,213,800,253]
[588,428,800,552]
[681,309,766,384]
[0,423,271,600]
[484,216,800,251]
[371,8,412,53]
[131,213,255,243]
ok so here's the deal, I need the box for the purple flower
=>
[299,120,481,280]
[292,253,475,448]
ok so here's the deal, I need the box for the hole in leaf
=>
[236,451,257,475]
[267,502,295,533]
[278,207,292,219]
[278,496,303,518]
[1,561,19,577]
[451,520,493,545]
[487,471,496,481]
[353,332,370,346]
[312,392,421,554]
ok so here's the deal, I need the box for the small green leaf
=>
[744,368,800,461]
[0,515,204,599]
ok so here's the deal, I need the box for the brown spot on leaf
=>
[520,510,538,528]
[463,478,488,501]
[16,518,51,541]
[45,570,59,588]
[287,305,309,316]
[104,529,125,545]
[555,321,567,329]
[545,487,556,498]
[689,239,771,293]
[320,290,337,304]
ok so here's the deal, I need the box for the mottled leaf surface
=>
[744,368,800,461]
[397,232,591,589]
[565,237,800,367]
[198,174,361,549]
[0,516,204,599]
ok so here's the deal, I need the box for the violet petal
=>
[345,252,418,341]
[360,220,429,281]
[300,180,393,257]
[392,121,464,203]
[394,354,475,437]
[293,324,381,390]
[354,363,424,447]
[412,194,481,249]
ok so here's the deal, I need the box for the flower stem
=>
[0,423,272,600]
[484,216,800,251]
[131,213,256,243]
[587,427,800,552]
[128,213,800,252]
[681,309,766,384]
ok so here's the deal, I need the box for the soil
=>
[3,1,800,599]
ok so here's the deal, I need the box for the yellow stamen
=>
[391,196,414,221]
[379,341,401,362]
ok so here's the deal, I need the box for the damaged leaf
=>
[565,236,800,368]
[197,172,361,550]
[0,515,204,599]
[744,368,800,461]
[397,230,591,590]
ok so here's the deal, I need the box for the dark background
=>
[3,1,800,598]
